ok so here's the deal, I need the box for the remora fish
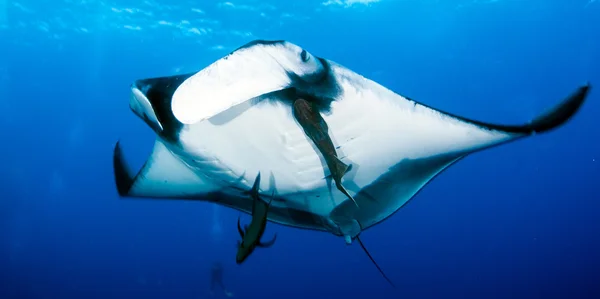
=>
[235,172,277,264]
[113,39,591,285]
[292,95,356,206]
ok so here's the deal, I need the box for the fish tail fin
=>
[329,157,358,207]
[336,182,359,208]
[332,156,351,177]
[243,172,261,198]
[251,172,261,194]
[266,189,276,207]
[356,236,396,289]
[237,216,245,238]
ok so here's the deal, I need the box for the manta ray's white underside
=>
[114,40,590,240]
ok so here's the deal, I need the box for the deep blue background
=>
[1,0,599,298]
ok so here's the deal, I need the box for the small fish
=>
[236,172,277,264]
[292,97,357,207]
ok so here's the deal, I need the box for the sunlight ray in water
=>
[0,0,6,28]
[0,67,8,125]
[210,203,223,242]
[585,0,597,8]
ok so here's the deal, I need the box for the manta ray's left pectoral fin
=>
[112,140,219,199]
[257,233,277,248]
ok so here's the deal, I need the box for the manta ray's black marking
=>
[252,62,342,116]
[132,73,195,143]
[229,39,343,113]
[292,58,342,113]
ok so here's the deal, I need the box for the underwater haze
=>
[1,0,600,298]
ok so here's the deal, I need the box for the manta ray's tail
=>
[356,236,396,288]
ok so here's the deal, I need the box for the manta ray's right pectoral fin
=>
[417,83,591,162]
[525,84,590,133]
[257,233,277,248]
[450,83,591,141]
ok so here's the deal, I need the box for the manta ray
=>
[114,39,590,253]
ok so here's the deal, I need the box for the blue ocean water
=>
[1,0,599,298]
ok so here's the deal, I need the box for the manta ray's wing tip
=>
[528,82,591,134]
[113,140,134,197]
[579,82,591,97]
